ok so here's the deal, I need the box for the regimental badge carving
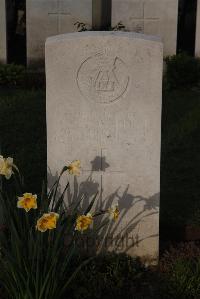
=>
[77,54,129,104]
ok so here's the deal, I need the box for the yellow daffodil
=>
[75,213,93,232]
[0,155,14,179]
[17,193,37,212]
[36,212,59,232]
[108,204,120,221]
[67,160,81,175]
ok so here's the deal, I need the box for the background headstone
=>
[46,32,163,263]
[26,0,92,66]
[0,0,7,63]
[195,0,200,56]
[112,0,178,56]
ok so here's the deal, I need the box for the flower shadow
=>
[47,156,159,264]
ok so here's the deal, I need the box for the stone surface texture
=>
[0,0,7,63]
[46,31,163,263]
[26,0,92,66]
[112,0,178,56]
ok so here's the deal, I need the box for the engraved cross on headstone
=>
[83,149,123,174]
[130,2,160,33]
[48,0,70,33]
[82,148,125,197]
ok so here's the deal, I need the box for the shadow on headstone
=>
[90,156,110,172]
[47,161,159,263]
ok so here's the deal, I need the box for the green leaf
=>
[84,191,99,215]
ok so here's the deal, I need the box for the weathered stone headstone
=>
[112,0,178,56]
[26,0,92,66]
[46,32,163,263]
[0,0,7,63]
[195,0,200,56]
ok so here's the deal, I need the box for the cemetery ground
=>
[0,61,200,298]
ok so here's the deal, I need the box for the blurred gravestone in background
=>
[2,0,200,65]
[195,0,200,56]
[0,0,7,63]
[26,0,92,67]
[112,0,179,56]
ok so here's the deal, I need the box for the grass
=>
[0,86,200,235]
[0,88,46,194]
[161,87,200,228]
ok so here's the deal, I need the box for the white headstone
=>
[26,0,92,66]
[46,32,163,264]
[112,0,178,56]
[195,0,200,57]
[0,0,7,63]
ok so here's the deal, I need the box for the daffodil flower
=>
[108,204,120,221]
[0,155,15,179]
[67,160,81,175]
[75,213,93,232]
[17,193,37,212]
[36,212,59,232]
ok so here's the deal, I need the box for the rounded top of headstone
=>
[45,31,162,46]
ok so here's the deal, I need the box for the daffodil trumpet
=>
[36,212,59,232]
[17,193,37,212]
[67,160,81,176]
[75,213,93,232]
[108,204,120,221]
